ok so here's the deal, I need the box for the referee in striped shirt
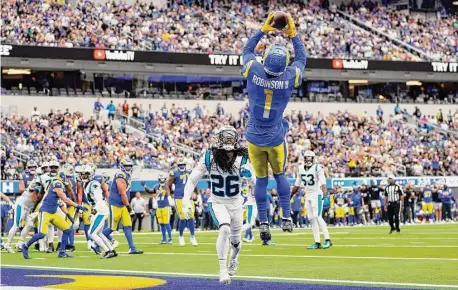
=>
[383,174,404,234]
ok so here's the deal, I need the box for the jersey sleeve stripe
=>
[294,67,301,88]
[242,60,254,78]
[239,154,248,176]
[205,151,211,172]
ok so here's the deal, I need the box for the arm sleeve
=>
[294,174,301,187]
[290,36,307,72]
[318,166,326,187]
[183,163,207,205]
[242,29,264,65]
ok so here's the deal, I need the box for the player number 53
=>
[301,174,315,186]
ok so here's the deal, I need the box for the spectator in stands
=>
[122,100,129,116]
[93,98,104,121]
[107,100,116,120]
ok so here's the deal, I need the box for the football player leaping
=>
[291,151,332,249]
[241,12,306,244]
[183,126,253,285]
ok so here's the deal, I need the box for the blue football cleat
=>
[307,242,321,250]
[322,240,332,249]
[159,240,167,245]
[91,243,102,255]
[128,248,144,254]
[58,252,74,258]
[22,245,30,259]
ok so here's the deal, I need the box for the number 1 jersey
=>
[295,164,326,199]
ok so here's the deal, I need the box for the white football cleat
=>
[179,236,185,246]
[87,240,92,250]
[219,270,231,285]
[111,239,120,249]
[4,243,15,254]
[228,260,238,276]
[190,236,198,247]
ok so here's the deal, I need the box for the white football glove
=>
[182,202,192,220]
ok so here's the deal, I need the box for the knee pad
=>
[219,224,231,238]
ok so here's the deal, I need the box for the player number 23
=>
[301,174,315,186]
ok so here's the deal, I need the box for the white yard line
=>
[61,250,458,261]
[3,264,457,289]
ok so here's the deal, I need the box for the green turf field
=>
[2,223,458,289]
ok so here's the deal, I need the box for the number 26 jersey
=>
[187,150,252,204]
[295,164,326,199]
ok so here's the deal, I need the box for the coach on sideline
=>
[384,174,404,234]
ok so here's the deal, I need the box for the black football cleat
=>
[281,218,294,233]
[259,223,272,243]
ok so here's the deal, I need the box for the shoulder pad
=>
[169,170,175,176]
[115,172,126,179]
[52,180,64,188]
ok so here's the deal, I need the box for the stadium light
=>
[348,80,368,84]
[406,81,422,86]
[453,1,458,5]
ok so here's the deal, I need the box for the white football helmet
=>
[213,126,239,151]
[48,160,60,176]
[303,150,315,169]
[158,173,167,185]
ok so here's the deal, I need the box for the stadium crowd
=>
[3,0,449,61]
[344,2,458,62]
[1,100,458,181]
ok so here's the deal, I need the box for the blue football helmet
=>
[120,158,134,175]
[262,44,290,76]
[177,157,186,172]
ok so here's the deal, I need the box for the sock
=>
[100,232,114,252]
[7,224,19,244]
[317,216,330,240]
[102,228,113,241]
[178,219,186,237]
[60,229,71,253]
[273,173,291,219]
[26,232,45,248]
[166,224,172,240]
[187,219,195,236]
[47,225,55,243]
[160,224,166,241]
[84,224,90,241]
[69,228,75,246]
[311,218,320,243]
[230,230,242,261]
[217,225,230,271]
[123,226,135,250]
[57,230,63,243]
[349,215,354,224]
[20,224,31,243]
[254,177,268,222]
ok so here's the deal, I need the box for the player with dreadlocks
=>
[182,125,254,285]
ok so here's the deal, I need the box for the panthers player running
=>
[102,158,143,254]
[22,164,88,259]
[167,157,198,246]
[241,12,306,243]
[291,151,332,249]
[5,181,42,253]
[145,174,172,244]
[183,126,252,284]
[85,166,117,258]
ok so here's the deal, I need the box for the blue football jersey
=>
[171,169,190,200]
[21,172,34,189]
[40,179,63,214]
[155,184,169,208]
[108,171,131,207]
[241,30,306,147]
[423,187,433,203]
